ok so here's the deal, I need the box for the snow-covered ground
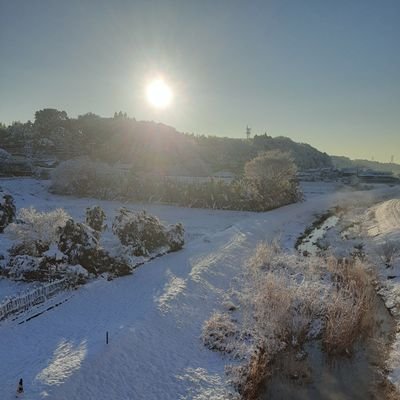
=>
[0,179,399,399]
[363,198,400,389]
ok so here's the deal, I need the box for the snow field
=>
[0,179,399,399]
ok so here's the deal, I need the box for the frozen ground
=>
[0,179,399,399]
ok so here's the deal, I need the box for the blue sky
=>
[0,0,399,162]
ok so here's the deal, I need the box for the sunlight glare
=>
[146,79,173,109]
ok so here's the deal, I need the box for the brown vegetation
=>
[203,242,383,399]
[323,258,376,355]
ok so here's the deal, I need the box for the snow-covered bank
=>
[0,179,399,399]
[363,198,400,390]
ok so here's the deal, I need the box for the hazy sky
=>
[1,0,399,162]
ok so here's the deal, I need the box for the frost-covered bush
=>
[112,208,184,256]
[166,223,185,252]
[86,205,106,232]
[58,219,131,276]
[243,150,302,210]
[0,193,16,232]
[9,240,50,257]
[58,219,98,264]
[7,255,41,280]
[50,158,124,199]
[5,251,88,283]
[5,207,69,246]
[202,312,238,354]
[247,271,321,350]
[6,254,64,282]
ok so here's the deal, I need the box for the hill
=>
[1,109,332,175]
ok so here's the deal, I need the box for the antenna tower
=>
[246,125,251,140]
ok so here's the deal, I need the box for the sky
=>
[0,0,399,162]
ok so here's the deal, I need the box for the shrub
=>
[166,223,185,252]
[6,255,42,280]
[112,208,184,256]
[243,150,302,210]
[85,205,106,232]
[5,207,69,246]
[9,240,49,257]
[6,255,67,282]
[58,219,131,276]
[0,193,16,232]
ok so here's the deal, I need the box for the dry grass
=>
[239,346,268,400]
[323,258,376,355]
[247,240,281,272]
[206,242,383,399]
[227,346,269,400]
[249,272,321,349]
[202,312,238,354]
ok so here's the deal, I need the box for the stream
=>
[297,215,339,256]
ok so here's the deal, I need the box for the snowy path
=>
[1,180,399,399]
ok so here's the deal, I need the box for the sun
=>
[146,79,173,109]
